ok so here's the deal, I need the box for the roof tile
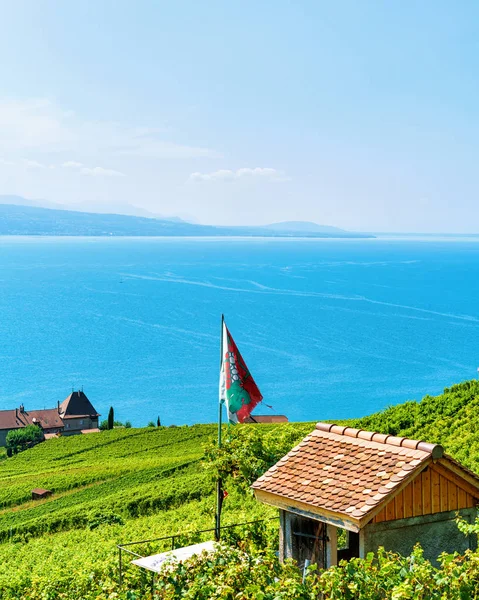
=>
[252,422,437,521]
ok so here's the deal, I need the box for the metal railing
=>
[117,516,278,588]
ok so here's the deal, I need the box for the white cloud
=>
[0,158,49,169]
[80,166,125,177]
[189,167,290,182]
[0,157,125,177]
[0,98,218,159]
[22,159,47,169]
[62,161,125,177]
[62,161,84,168]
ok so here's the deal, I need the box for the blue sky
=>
[0,1,477,231]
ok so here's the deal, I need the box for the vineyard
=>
[0,421,310,599]
[1,381,479,598]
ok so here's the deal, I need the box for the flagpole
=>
[215,314,224,541]
[218,314,224,449]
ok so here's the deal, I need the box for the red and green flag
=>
[219,320,263,423]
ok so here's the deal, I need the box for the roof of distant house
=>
[244,415,289,423]
[29,409,63,429]
[60,391,100,419]
[0,407,63,431]
[252,422,479,530]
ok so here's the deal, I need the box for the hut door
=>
[291,516,327,570]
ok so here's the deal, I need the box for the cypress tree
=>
[108,406,114,430]
[157,416,161,427]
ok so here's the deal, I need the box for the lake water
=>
[1,236,479,426]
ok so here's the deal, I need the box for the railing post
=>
[118,546,123,588]
[171,536,175,550]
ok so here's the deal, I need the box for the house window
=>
[80,420,84,425]
[65,423,69,429]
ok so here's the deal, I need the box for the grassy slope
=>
[0,422,310,598]
[346,379,479,474]
[1,380,479,598]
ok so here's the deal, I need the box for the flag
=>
[219,320,263,423]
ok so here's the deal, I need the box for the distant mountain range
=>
[262,221,348,234]
[0,195,188,222]
[0,198,374,238]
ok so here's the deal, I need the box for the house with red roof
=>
[0,390,100,446]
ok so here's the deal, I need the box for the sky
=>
[0,1,478,231]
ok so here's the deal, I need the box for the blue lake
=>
[1,236,478,426]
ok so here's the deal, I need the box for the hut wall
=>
[372,464,478,523]
[361,507,477,565]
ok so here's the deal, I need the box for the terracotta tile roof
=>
[28,409,63,429]
[252,422,445,524]
[0,409,28,430]
[0,408,63,431]
[244,415,289,423]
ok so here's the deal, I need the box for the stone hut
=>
[31,488,53,500]
[252,422,479,569]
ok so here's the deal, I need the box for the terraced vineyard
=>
[0,422,308,599]
[2,381,479,599]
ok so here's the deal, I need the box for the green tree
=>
[157,416,161,427]
[147,421,156,427]
[107,407,114,430]
[6,425,44,455]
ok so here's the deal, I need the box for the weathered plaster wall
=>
[62,417,98,434]
[361,508,477,565]
[0,429,9,447]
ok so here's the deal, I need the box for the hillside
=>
[349,379,479,474]
[0,421,311,599]
[0,203,374,238]
[0,195,186,221]
[0,381,479,598]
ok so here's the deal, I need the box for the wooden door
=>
[291,515,327,570]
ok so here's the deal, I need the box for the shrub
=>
[203,423,311,492]
[6,425,44,454]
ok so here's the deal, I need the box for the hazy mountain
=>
[64,201,187,222]
[263,221,348,234]
[0,195,62,210]
[0,203,374,238]
[0,195,186,223]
